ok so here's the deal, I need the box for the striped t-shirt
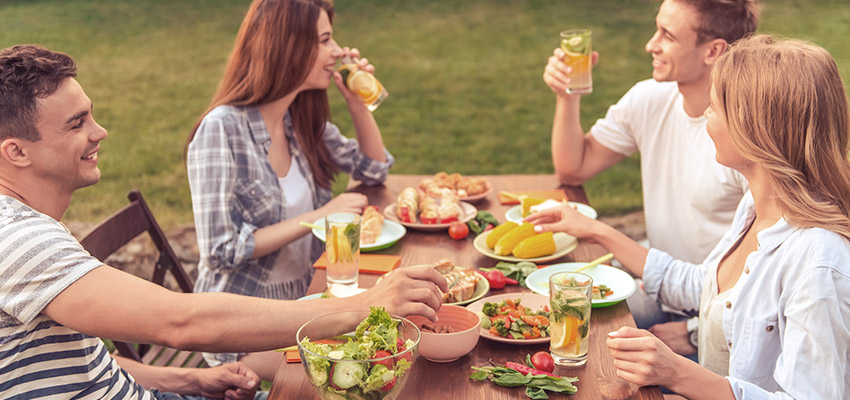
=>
[0,196,153,399]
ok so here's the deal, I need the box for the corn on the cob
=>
[494,223,536,256]
[485,221,519,249]
[512,232,556,258]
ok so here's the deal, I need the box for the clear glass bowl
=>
[296,310,420,400]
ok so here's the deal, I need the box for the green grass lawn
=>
[2,0,849,226]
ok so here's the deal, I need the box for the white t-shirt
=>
[268,164,314,286]
[0,196,153,400]
[590,79,748,263]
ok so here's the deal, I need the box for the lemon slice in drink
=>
[551,317,577,348]
[348,70,380,103]
[561,35,587,58]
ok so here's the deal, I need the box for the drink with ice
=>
[549,271,592,366]
[560,29,593,95]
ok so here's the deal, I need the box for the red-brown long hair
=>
[187,0,337,189]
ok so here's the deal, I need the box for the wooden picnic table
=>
[268,175,662,400]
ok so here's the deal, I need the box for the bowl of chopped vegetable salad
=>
[297,307,420,400]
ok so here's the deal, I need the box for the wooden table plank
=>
[268,175,661,400]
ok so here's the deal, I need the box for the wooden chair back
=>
[80,190,205,368]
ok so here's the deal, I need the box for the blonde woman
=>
[528,35,850,399]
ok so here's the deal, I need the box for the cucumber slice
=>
[308,363,329,386]
[330,361,366,390]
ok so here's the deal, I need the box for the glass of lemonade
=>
[324,213,360,288]
[559,29,593,95]
[337,55,389,111]
[549,271,593,367]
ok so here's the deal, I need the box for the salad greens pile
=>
[300,307,415,400]
[470,363,578,399]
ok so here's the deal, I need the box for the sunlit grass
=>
[2,0,848,226]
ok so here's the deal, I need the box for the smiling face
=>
[26,77,107,192]
[645,0,714,85]
[299,9,341,92]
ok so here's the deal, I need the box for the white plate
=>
[525,262,637,308]
[466,293,551,344]
[383,202,477,232]
[297,293,323,301]
[504,202,598,224]
[472,230,577,263]
[311,218,406,252]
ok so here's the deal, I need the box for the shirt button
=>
[725,301,732,309]
[744,267,750,274]
[728,341,733,348]
[766,325,775,332]
[250,190,256,196]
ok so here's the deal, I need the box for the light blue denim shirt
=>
[643,191,850,399]
[187,105,394,302]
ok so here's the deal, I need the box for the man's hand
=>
[360,265,448,322]
[193,362,260,400]
[649,321,697,356]
[543,47,599,96]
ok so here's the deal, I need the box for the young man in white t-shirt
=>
[542,0,758,355]
[0,44,447,400]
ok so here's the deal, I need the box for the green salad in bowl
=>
[297,307,420,400]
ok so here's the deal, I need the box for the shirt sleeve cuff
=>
[642,247,675,302]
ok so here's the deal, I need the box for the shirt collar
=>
[738,191,799,253]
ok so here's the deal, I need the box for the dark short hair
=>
[0,45,77,141]
[678,0,759,44]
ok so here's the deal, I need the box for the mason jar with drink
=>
[559,29,593,95]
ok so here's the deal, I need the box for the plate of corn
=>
[472,222,578,263]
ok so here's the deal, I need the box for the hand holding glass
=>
[549,271,593,367]
[559,29,593,95]
[325,213,360,288]
[337,54,389,111]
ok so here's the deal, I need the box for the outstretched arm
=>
[43,265,447,353]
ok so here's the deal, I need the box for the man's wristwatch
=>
[686,317,699,348]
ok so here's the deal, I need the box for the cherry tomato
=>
[531,351,555,373]
[372,350,394,369]
[485,270,507,289]
[448,222,469,240]
[484,223,496,232]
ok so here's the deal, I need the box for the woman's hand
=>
[605,327,685,388]
[543,48,599,96]
[360,266,448,322]
[320,192,369,215]
[523,203,600,240]
[332,47,377,104]
[193,361,260,400]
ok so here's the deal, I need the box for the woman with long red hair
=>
[186,0,393,378]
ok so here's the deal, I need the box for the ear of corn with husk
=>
[494,223,537,256]
[512,232,556,258]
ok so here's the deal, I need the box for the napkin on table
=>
[312,253,401,274]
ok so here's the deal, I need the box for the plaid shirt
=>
[187,105,394,301]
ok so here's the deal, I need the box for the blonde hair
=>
[712,34,850,240]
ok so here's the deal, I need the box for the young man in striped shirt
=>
[0,44,447,400]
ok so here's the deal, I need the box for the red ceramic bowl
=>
[407,304,480,362]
